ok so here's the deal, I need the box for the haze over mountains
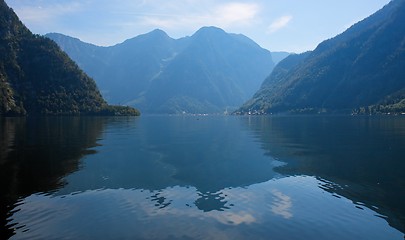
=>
[241,0,405,114]
[47,27,277,114]
[2,0,403,116]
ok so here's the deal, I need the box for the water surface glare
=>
[1,115,404,239]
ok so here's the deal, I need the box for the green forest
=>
[0,0,139,116]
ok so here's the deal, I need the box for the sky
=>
[5,0,392,53]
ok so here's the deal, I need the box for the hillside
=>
[240,0,405,114]
[0,0,139,116]
[47,27,275,114]
[270,51,291,65]
[239,52,312,114]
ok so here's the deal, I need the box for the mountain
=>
[0,0,139,116]
[239,52,312,114]
[46,27,275,114]
[46,29,183,105]
[270,51,291,65]
[240,0,405,114]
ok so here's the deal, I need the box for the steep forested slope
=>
[240,0,405,114]
[0,0,139,116]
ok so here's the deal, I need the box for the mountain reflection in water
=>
[243,115,405,233]
[1,115,404,239]
[55,116,282,210]
[0,117,107,238]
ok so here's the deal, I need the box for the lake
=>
[1,115,404,239]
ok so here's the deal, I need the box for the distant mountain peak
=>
[46,32,85,44]
[193,26,228,38]
[48,26,275,114]
[148,28,169,37]
[198,26,225,32]
[121,28,172,46]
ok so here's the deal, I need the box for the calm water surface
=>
[0,115,404,239]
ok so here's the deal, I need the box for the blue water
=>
[1,115,404,239]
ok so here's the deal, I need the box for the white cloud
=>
[7,0,261,45]
[267,15,293,34]
[137,2,260,32]
[270,189,293,219]
[214,3,260,26]
[5,0,392,53]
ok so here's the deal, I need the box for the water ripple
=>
[6,176,403,240]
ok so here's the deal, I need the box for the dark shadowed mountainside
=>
[239,0,405,114]
[0,0,139,116]
[239,52,312,114]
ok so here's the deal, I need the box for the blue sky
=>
[6,0,391,53]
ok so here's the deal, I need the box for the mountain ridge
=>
[46,27,275,114]
[239,0,405,114]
